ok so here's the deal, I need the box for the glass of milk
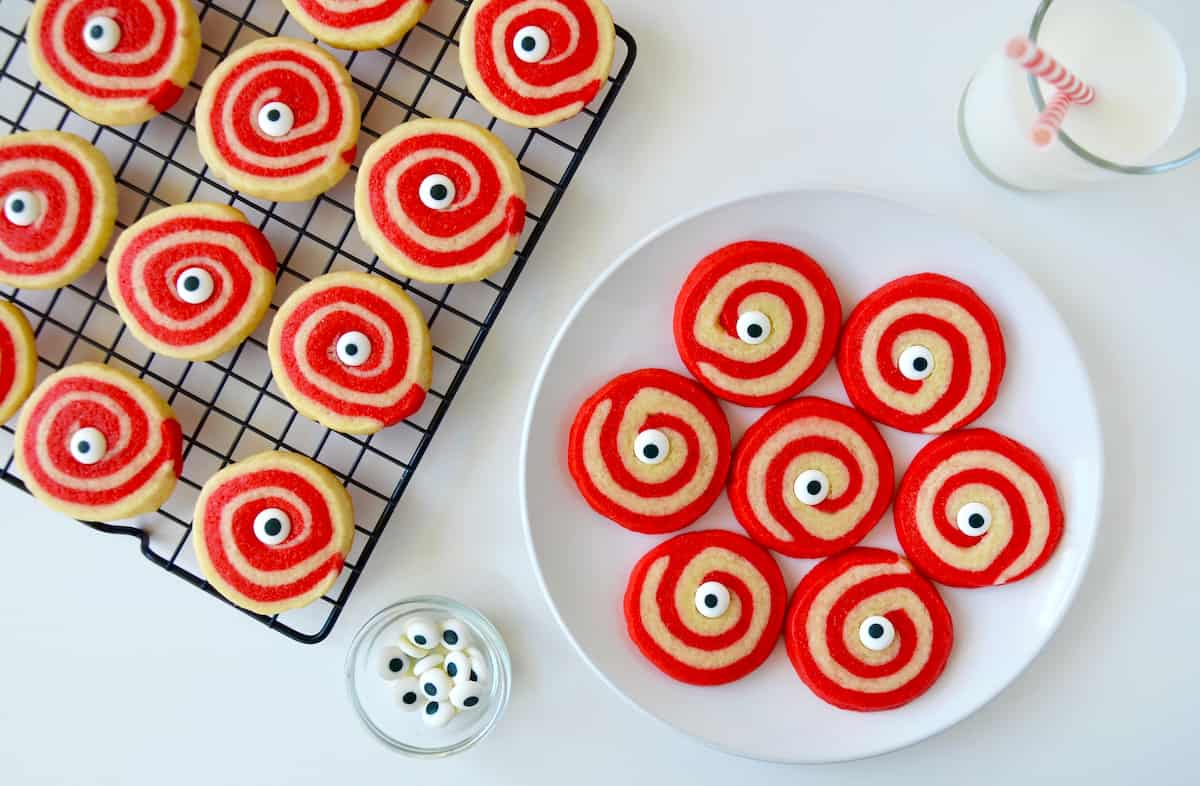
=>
[958,0,1199,191]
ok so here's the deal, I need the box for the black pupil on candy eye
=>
[388,658,404,672]
[344,343,358,356]
[912,356,929,372]
[703,594,718,609]
[521,36,536,51]
[264,518,282,537]
[969,513,985,529]
[267,109,280,122]
[469,670,478,682]
[446,662,458,677]
[806,480,822,495]
[464,696,479,707]
[11,199,24,212]
[425,702,438,714]
[90,25,103,38]
[423,682,436,696]
[414,635,426,645]
[402,692,417,705]
[642,444,659,460]
[443,630,458,645]
[183,276,199,291]
[868,623,885,639]
[747,323,763,339]
[430,183,448,201]
[77,440,90,454]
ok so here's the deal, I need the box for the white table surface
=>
[3,1,1197,783]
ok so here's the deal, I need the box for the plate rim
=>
[518,187,1105,764]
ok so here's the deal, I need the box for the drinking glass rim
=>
[1029,0,1200,174]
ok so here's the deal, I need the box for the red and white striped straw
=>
[1031,90,1074,148]
[1005,36,1096,104]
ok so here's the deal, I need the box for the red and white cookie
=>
[729,397,894,558]
[282,0,431,50]
[268,271,432,435]
[838,273,1006,434]
[460,0,615,128]
[674,241,841,408]
[0,302,37,423]
[894,428,1063,588]
[355,118,526,284]
[107,203,277,361]
[15,362,182,521]
[28,0,200,126]
[785,548,954,711]
[568,368,731,534]
[624,529,787,686]
[0,130,118,290]
[195,37,360,202]
[192,450,355,616]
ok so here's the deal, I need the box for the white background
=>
[2,1,1197,784]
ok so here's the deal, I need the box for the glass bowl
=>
[345,596,511,757]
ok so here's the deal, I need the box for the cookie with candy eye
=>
[0,131,118,290]
[568,368,732,534]
[894,428,1063,588]
[674,241,842,408]
[14,362,182,522]
[624,529,787,685]
[460,0,615,128]
[729,397,894,558]
[281,0,430,51]
[785,547,954,711]
[0,303,37,424]
[837,273,1006,434]
[107,203,277,361]
[268,271,432,435]
[28,0,200,126]
[355,118,526,284]
[192,450,355,615]
[195,37,360,202]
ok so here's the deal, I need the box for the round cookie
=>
[107,203,277,361]
[460,0,615,128]
[15,361,182,521]
[0,302,37,423]
[784,547,954,712]
[268,271,432,434]
[0,130,117,290]
[192,450,354,616]
[281,0,431,51]
[568,368,731,535]
[355,118,525,284]
[195,37,360,202]
[674,241,842,407]
[729,397,894,558]
[894,428,1064,588]
[624,529,787,686]
[28,0,200,126]
[837,273,1006,434]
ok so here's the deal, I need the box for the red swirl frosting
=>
[461,0,615,127]
[624,529,787,686]
[15,362,182,521]
[785,548,954,711]
[0,132,116,289]
[193,451,354,615]
[674,241,842,407]
[108,203,276,360]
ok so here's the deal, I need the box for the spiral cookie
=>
[568,368,731,534]
[838,273,1005,434]
[460,0,615,128]
[624,529,786,686]
[15,362,182,521]
[729,397,893,559]
[28,0,200,126]
[355,118,526,284]
[192,450,355,615]
[195,37,360,202]
[268,271,432,434]
[0,303,37,423]
[282,0,431,50]
[785,548,954,711]
[0,131,118,290]
[894,429,1063,588]
[674,241,842,408]
[107,203,277,361]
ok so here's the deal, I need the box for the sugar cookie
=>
[0,303,37,423]
[282,0,431,51]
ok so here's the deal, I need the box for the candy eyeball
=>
[83,16,121,54]
[412,653,444,677]
[420,668,453,702]
[252,507,291,546]
[176,267,214,305]
[466,647,489,683]
[858,615,896,651]
[450,680,484,711]
[444,651,472,682]
[440,618,470,650]
[793,468,830,505]
[694,580,731,619]
[257,101,294,137]
[395,676,422,711]
[956,502,992,536]
[377,647,410,680]
[633,429,669,465]
[421,699,456,728]
[736,311,771,344]
[4,190,40,226]
[336,331,371,367]
[69,427,106,465]
[395,637,425,658]
[898,345,935,380]
[419,174,455,210]
[512,25,550,63]
[405,617,438,650]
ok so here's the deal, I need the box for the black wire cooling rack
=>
[0,0,635,643]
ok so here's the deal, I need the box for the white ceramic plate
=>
[520,190,1102,763]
